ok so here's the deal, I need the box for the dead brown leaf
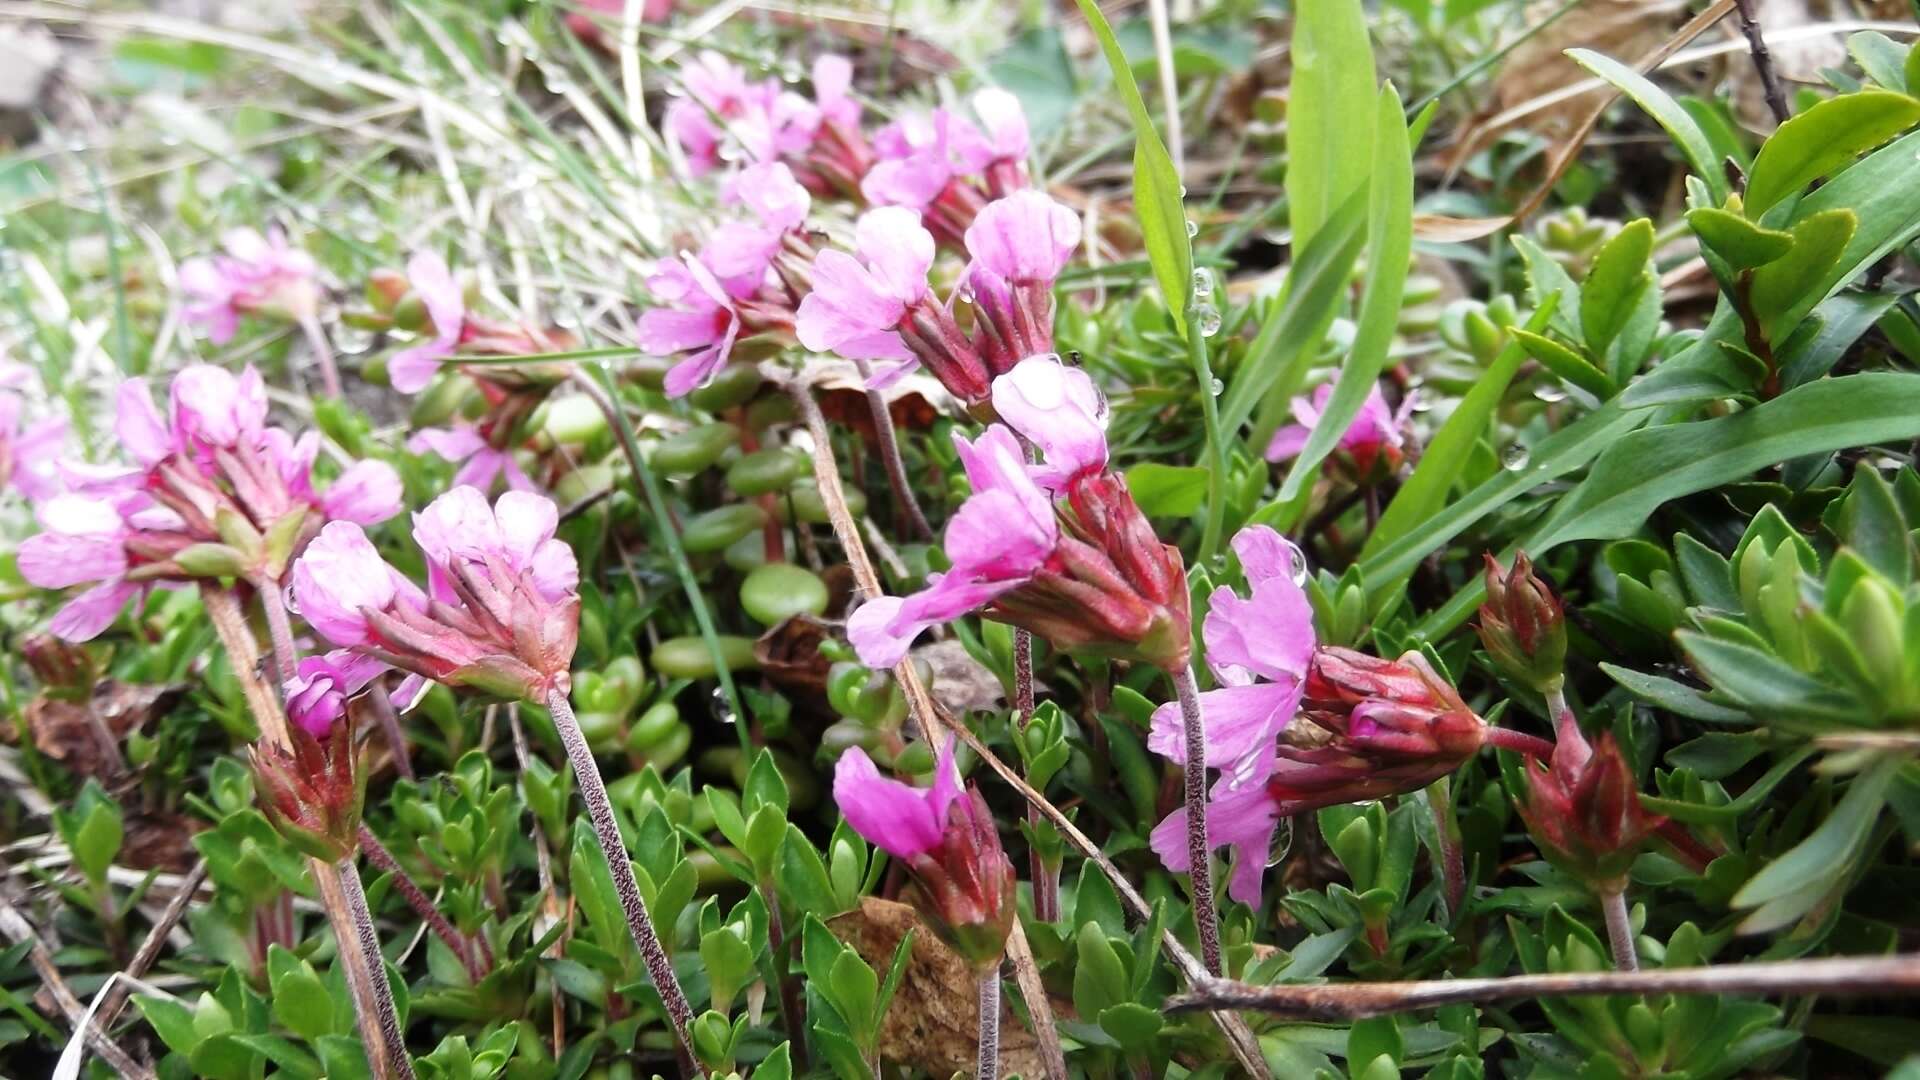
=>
[24,682,181,779]
[830,897,1050,1078]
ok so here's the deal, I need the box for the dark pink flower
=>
[636,253,745,398]
[408,426,536,494]
[1265,380,1413,479]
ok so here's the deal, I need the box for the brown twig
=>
[1731,0,1792,126]
[95,859,211,1031]
[851,357,935,541]
[1169,952,1920,1018]
[782,376,1274,1079]
[1004,922,1068,1080]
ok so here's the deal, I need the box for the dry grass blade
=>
[0,893,153,1079]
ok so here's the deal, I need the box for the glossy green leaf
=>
[1686,206,1793,270]
[1569,49,1726,202]
[1745,90,1920,219]
[1513,329,1615,399]
[1278,82,1413,501]
[1286,0,1377,252]
[1580,219,1655,359]
[1124,462,1210,517]
[1847,31,1910,93]
[1749,208,1857,343]
[1074,0,1191,336]
[1732,757,1900,926]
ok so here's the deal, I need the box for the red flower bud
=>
[251,708,364,861]
[1514,732,1664,890]
[1478,551,1568,694]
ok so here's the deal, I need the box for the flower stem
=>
[1425,777,1466,921]
[299,312,343,399]
[1172,666,1223,976]
[546,686,704,1074]
[358,826,486,983]
[257,578,300,687]
[852,358,933,540]
[1482,726,1555,761]
[336,857,418,1080]
[976,967,1003,1080]
[361,683,415,781]
[1014,630,1059,922]
[1599,887,1639,972]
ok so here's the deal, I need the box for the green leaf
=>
[1580,219,1655,359]
[1123,462,1210,517]
[1513,234,1582,340]
[1599,664,1750,724]
[1360,297,1560,595]
[1837,462,1913,585]
[1278,82,1413,501]
[267,945,335,1042]
[1673,633,1862,727]
[1071,923,1129,1019]
[135,996,199,1058]
[1732,757,1900,922]
[1285,0,1377,253]
[1098,1002,1165,1052]
[1224,190,1368,446]
[1686,207,1794,271]
[1513,329,1615,399]
[1641,746,1817,824]
[1847,32,1911,93]
[1744,90,1920,219]
[1749,209,1857,343]
[987,28,1077,137]
[754,1042,795,1080]
[1909,42,1920,100]
[1779,290,1901,388]
[1349,1017,1404,1071]
[1073,0,1192,336]
[1569,49,1726,202]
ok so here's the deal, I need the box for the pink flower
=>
[564,0,675,50]
[289,521,422,647]
[17,494,156,642]
[410,486,578,606]
[291,487,580,700]
[170,364,268,456]
[795,207,931,355]
[813,56,860,131]
[708,161,811,290]
[1265,381,1413,478]
[972,88,1029,166]
[833,741,964,860]
[831,738,1017,968]
[965,191,1079,285]
[636,254,744,398]
[390,251,466,394]
[115,379,174,469]
[1150,783,1285,907]
[1147,526,1315,793]
[179,228,321,344]
[665,100,723,176]
[0,390,66,501]
[284,650,394,738]
[847,425,1056,668]
[408,426,535,493]
[989,354,1106,491]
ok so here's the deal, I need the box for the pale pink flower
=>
[863,110,993,212]
[408,426,535,493]
[665,99,724,176]
[180,228,321,345]
[847,425,1055,668]
[389,251,466,394]
[17,494,156,642]
[410,486,579,606]
[636,254,745,398]
[989,354,1106,491]
[170,364,268,457]
[289,521,423,647]
[833,741,964,860]
[708,161,811,291]
[1265,381,1413,476]
[971,88,1031,195]
[1147,526,1315,794]
[813,56,860,131]
[964,191,1080,286]
[565,0,675,50]
[0,391,66,501]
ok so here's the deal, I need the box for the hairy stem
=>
[852,358,933,540]
[1172,666,1223,976]
[546,687,703,1074]
[976,967,1003,1080]
[361,682,415,781]
[1600,887,1639,972]
[257,578,300,688]
[359,826,486,982]
[1482,726,1556,761]
[337,858,418,1080]
[1013,630,1058,922]
[298,313,344,399]
[1426,777,1466,921]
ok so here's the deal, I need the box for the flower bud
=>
[1514,732,1663,891]
[251,709,365,861]
[1478,552,1567,694]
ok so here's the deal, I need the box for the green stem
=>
[1188,317,1228,564]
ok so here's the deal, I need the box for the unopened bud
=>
[1478,552,1567,694]
[174,542,252,579]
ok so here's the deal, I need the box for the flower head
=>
[963,192,1079,367]
[291,487,580,700]
[832,740,1016,969]
[1515,731,1664,890]
[1265,381,1413,480]
[180,228,320,344]
[637,253,746,398]
[408,425,536,494]
[251,704,364,861]
[862,109,993,246]
[564,0,675,50]
[389,251,466,393]
[971,88,1031,196]
[0,387,65,502]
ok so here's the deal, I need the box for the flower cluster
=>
[833,740,1016,969]
[848,353,1186,671]
[17,365,402,641]
[290,486,580,703]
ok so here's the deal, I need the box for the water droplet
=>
[710,686,737,725]
[1502,443,1531,471]
[1266,816,1295,867]
[1208,377,1225,397]
[1195,304,1222,338]
[1191,267,1214,298]
[1286,541,1310,586]
[1404,388,1431,414]
[1185,219,1200,238]
[1178,184,1189,198]
[331,322,375,355]
[1534,383,1568,403]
